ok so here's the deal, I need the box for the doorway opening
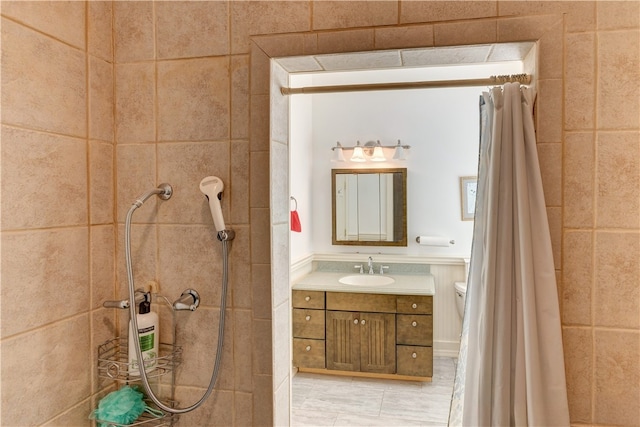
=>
[267,40,539,425]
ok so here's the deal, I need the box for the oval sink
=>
[339,275,395,286]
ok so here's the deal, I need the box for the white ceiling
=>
[274,41,536,74]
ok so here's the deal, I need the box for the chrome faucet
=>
[367,256,374,274]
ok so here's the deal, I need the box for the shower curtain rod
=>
[280,73,531,95]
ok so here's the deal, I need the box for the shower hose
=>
[125,187,229,414]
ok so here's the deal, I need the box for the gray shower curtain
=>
[449,83,570,426]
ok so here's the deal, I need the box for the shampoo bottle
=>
[128,296,159,376]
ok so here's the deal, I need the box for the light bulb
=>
[350,141,366,162]
[331,142,346,162]
[371,143,386,162]
[392,140,406,160]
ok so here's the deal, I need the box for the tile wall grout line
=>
[591,4,600,421]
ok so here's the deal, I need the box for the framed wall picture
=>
[460,176,477,221]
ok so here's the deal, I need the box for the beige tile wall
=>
[0,1,638,426]
[1,2,115,426]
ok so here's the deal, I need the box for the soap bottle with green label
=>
[128,296,159,376]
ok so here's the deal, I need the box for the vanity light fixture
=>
[330,140,411,163]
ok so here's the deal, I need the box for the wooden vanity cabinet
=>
[293,290,433,381]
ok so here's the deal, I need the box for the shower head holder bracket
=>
[217,229,235,241]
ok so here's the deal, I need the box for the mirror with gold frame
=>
[332,168,407,246]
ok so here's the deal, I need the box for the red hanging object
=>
[290,210,302,232]
[290,196,302,232]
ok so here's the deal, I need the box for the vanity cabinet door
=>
[359,312,396,374]
[326,310,360,372]
[292,290,325,309]
[293,338,325,369]
[396,314,433,346]
[397,345,433,377]
[326,311,396,374]
[397,295,433,314]
[293,308,325,339]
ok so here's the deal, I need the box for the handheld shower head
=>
[200,176,226,232]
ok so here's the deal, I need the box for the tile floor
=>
[291,357,456,426]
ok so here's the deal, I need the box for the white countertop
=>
[292,271,435,296]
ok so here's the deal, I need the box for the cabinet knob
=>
[412,352,417,359]
[412,303,418,309]
[361,319,366,325]
[412,321,417,327]
[305,315,311,321]
[354,319,359,325]
[305,296,310,302]
[305,345,311,352]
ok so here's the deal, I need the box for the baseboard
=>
[434,340,460,358]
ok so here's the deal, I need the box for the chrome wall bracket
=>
[157,183,173,200]
[173,289,200,311]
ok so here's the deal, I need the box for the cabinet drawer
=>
[293,309,325,339]
[292,290,325,309]
[326,292,396,313]
[397,345,433,377]
[293,338,325,369]
[396,295,432,314]
[396,314,433,346]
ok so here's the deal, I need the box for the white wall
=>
[289,74,315,263]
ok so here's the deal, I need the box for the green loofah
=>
[91,386,163,426]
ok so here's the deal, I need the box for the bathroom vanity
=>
[292,271,435,381]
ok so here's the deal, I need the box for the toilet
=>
[454,258,470,319]
[454,281,467,319]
